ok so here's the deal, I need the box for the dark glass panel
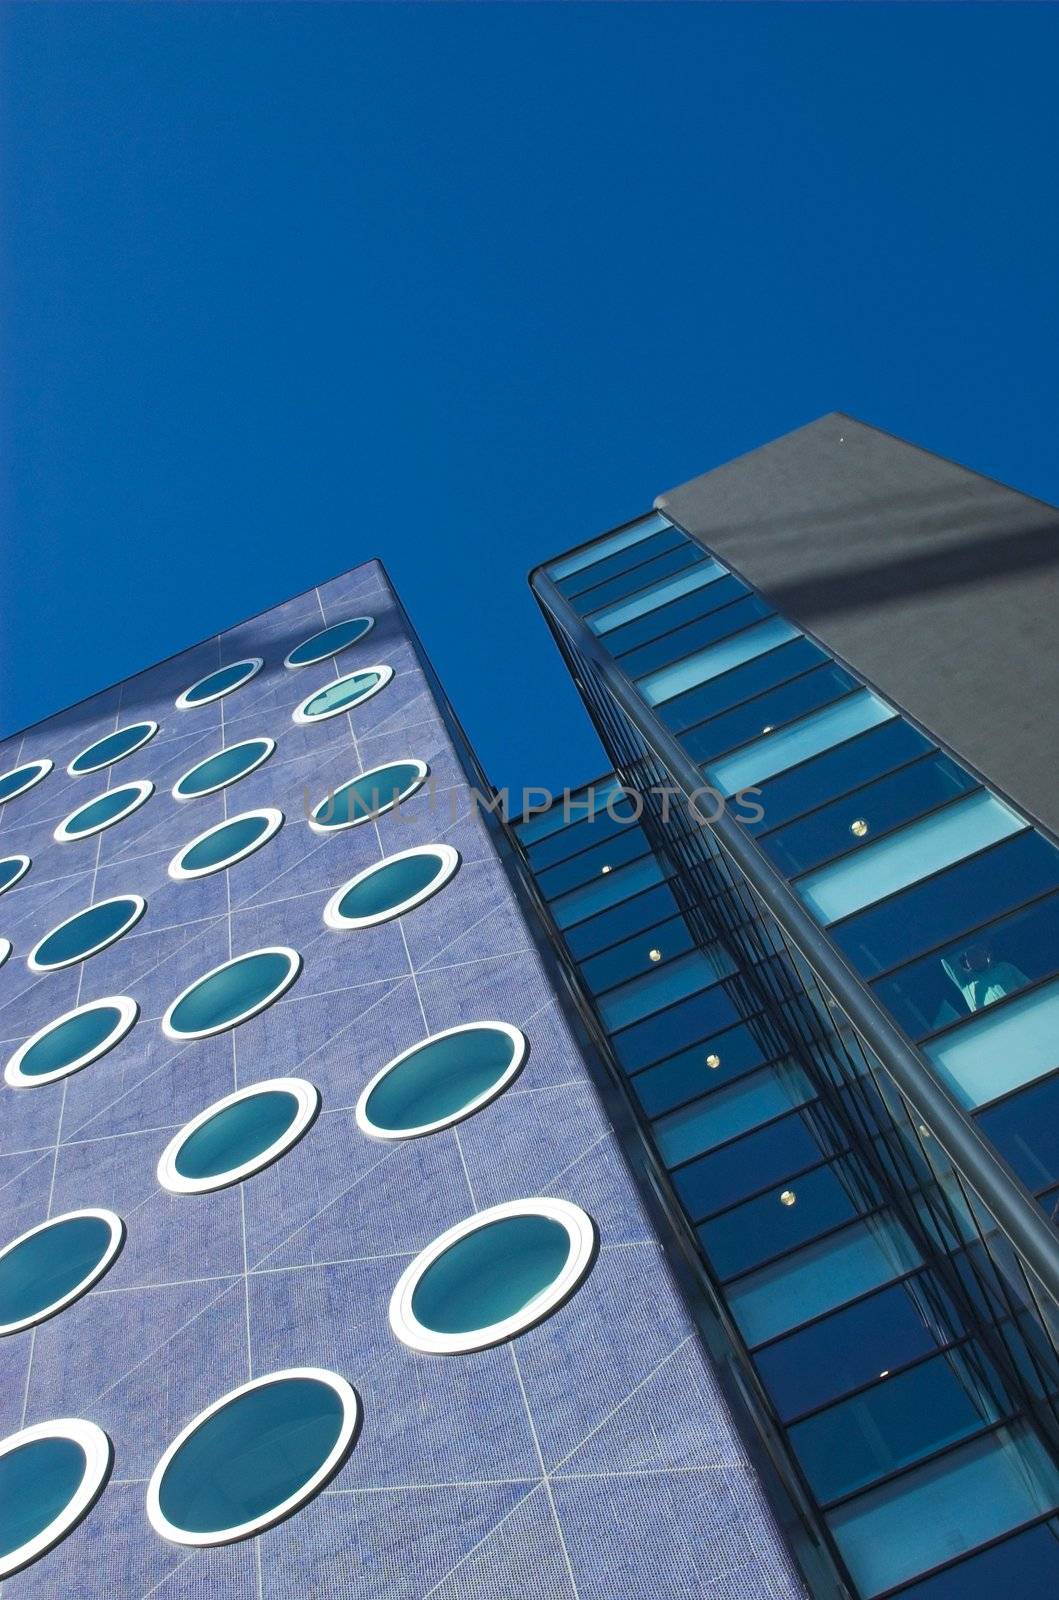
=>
[743,720,933,838]
[630,1017,781,1116]
[672,1108,839,1222]
[536,826,649,901]
[699,1160,861,1280]
[604,573,749,657]
[681,664,857,769]
[556,527,685,600]
[564,881,682,961]
[657,637,829,735]
[580,914,695,996]
[617,595,773,680]
[524,799,637,872]
[977,1071,1059,1192]
[892,1519,1059,1600]
[567,541,700,613]
[611,980,741,1074]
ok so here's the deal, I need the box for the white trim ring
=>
[283,616,375,670]
[0,1418,113,1578]
[308,759,429,834]
[5,996,139,1090]
[67,722,158,777]
[27,894,147,973]
[168,808,284,881]
[0,759,53,803]
[356,1021,527,1141]
[324,844,460,930]
[53,781,154,843]
[157,1078,320,1194]
[171,737,276,801]
[0,1210,125,1337]
[291,664,393,725]
[175,658,263,711]
[162,946,303,1040]
[0,855,32,895]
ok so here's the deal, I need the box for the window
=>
[0,759,53,805]
[163,947,302,1040]
[708,691,897,797]
[0,1210,124,1335]
[546,510,668,584]
[5,997,138,1089]
[292,665,393,724]
[54,781,153,843]
[639,617,801,707]
[284,617,374,668]
[146,1369,359,1546]
[157,1079,319,1193]
[0,1419,112,1579]
[324,845,459,929]
[308,760,429,833]
[0,855,31,896]
[172,738,275,801]
[389,1198,596,1354]
[28,895,146,973]
[926,976,1059,1109]
[617,593,773,681]
[175,659,263,710]
[357,1023,528,1139]
[681,662,857,771]
[589,558,727,636]
[168,809,283,880]
[67,722,158,777]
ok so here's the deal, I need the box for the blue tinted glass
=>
[313,763,424,827]
[337,853,450,922]
[977,1073,1059,1192]
[658,637,830,735]
[672,1110,833,1221]
[169,951,297,1036]
[175,740,273,797]
[63,786,143,836]
[564,881,681,961]
[618,594,772,680]
[551,856,664,930]
[681,664,857,769]
[0,763,48,803]
[653,1060,813,1166]
[0,1216,116,1327]
[710,691,896,797]
[640,618,801,707]
[536,827,649,900]
[156,1377,345,1534]
[832,831,1059,979]
[287,618,371,666]
[894,1518,1059,1600]
[19,1006,127,1079]
[743,719,933,836]
[0,856,27,892]
[580,915,695,995]
[699,1161,858,1280]
[174,1092,302,1180]
[365,1027,519,1132]
[70,723,154,773]
[594,562,730,643]
[513,777,627,844]
[410,1214,571,1334]
[760,753,978,877]
[612,980,741,1074]
[179,815,273,874]
[562,531,691,606]
[523,799,636,871]
[34,898,141,968]
[184,662,256,704]
[547,512,667,583]
[631,1017,783,1112]
[598,947,736,1031]
[301,671,383,719]
[926,976,1059,1109]
[0,1436,88,1560]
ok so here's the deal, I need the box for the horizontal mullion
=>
[623,1003,776,1079]
[867,880,1059,985]
[974,1056,1059,1119]
[754,750,939,841]
[748,1260,928,1354]
[610,587,756,664]
[676,660,841,748]
[787,785,989,892]
[818,1410,1024,1515]
[825,827,1033,931]
[781,1330,973,1428]
[626,609,782,688]
[916,966,1059,1051]
[872,1509,1059,1600]
[694,685,866,776]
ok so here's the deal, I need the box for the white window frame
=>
[308,759,428,834]
[27,894,147,973]
[324,844,460,930]
[283,616,374,669]
[356,1021,527,1140]
[168,808,283,881]
[157,1078,319,1194]
[0,759,53,803]
[67,722,158,777]
[175,658,263,711]
[0,854,31,895]
[5,996,139,1089]
[171,737,276,801]
[0,1210,125,1336]
[162,946,302,1040]
[291,665,393,725]
[0,1418,113,1578]
[53,781,154,843]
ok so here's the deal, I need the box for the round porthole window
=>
[0,1419,113,1578]
[0,760,53,805]
[158,1079,319,1194]
[5,997,139,1089]
[175,659,263,710]
[146,1369,359,1546]
[0,1210,125,1336]
[168,809,283,881]
[53,781,153,844]
[163,947,302,1040]
[308,760,428,834]
[357,1023,528,1140]
[172,738,275,801]
[324,845,459,930]
[291,666,393,725]
[0,856,31,896]
[68,722,157,777]
[28,895,146,973]
[285,617,374,669]
[389,1199,596,1354]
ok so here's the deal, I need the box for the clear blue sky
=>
[2,3,1057,793]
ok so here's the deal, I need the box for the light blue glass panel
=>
[707,691,896,795]
[597,947,736,1031]
[797,792,1025,924]
[588,560,727,634]
[729,1213,921,1346]
[653,1060,814,1166]
[550,855,664,929]
[828,1423,1059,1597]
[514,778,625,845]
[639,617,801,707]
[546,513,668,581]
[926,977,1059,1109]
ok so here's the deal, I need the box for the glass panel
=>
[743,718,932,837]
[546,511,669,583]
[827,1423,1059,1597]
[0,1214,116,1326]
[709,691,896,796]
[589,558,727,636]
[760,753,978,877]
[536,826,649,901]
[893,1518,1059,1600]
[410,1214,570,1333]
[652,1059,813,1165]
[831,831,1059,978]
[174,1091,301,1180]
[598,947,736,1031]
[618,594,773,681]
[524,798,636,871]
[550,855,665,930]
[630,1018,781,1115]
[658,637,830,735]
[364,1025,520,1133]
[926,976,1059,1109]
[566,538,698,612]
[798,793,1024,924]
[168,951,296,1036]
[977,1073,1059,1191]
[640,617,801,707]
[682,663,857,770]
[874,893,1059,1040]
[729,1212,921,1346]
[699,1160,860,1280]
[612,980,741,1074]
[0,1436,88,1562]
[671,1109,835,1221]
[515,776,627,844]
[564,881,682,961]
[335,852,450,922]
[580,914,696,995]
[605,573,749,658]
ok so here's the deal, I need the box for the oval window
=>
[324,845,459,930]
[28,895,146,973]
[309,760,428,834]
[163,947,302,1040]
[172,738,275,801]
[146,1369,359,1546]
[0,1419,112,1578]
[0,760,53,805]
[67,722,158,777]
[53,781,153,843]
[175,659,263,710]
[389,1199,596,1354]
[358,1023,528,1140]
[5,997,139,1089]
[168,809,283,881]
[0,1210,125,1336]
[0,856,31,897]
[291,666,393,725]
[285,617,374,669]
[158,1079,319,1194]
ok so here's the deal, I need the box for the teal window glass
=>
[0,1216,117,1329]
[363,1027,521,1133]
[0,762,50,803]
[0,856,28,894]
[925,976,1059,1108]
[827,1423,1059,1597]
[32,898,143,970]
[176,814,275,875]
[579,914,696,995]
[618,593,773,681]
[299,670,384,720]
[597,947,736,1031]
[410,1214,570,1335]
[652,1060,813,1166]
[606,573,751,660]
[658,636,829,735]
[672,1110,831,1222]
[286,617,372,666]
[156,1377,346,1535]
[613,980,741,1074]
[682,663,857,770]
[640,617,802,707]
[69,723,156,775]
[334,852,451,923]
[797,792,1025,924]
[708,690,896,796]
[536,826,649,900]
[312,762,425,828]
[17,1005,129,1080]
[181,661,258,705]
[550,855,665,930]
[743,718,932,837]
[60,786,146,838]
[589,558,727,635]
[568,540,701,614]
[174,1092,303,1181]
[168,951,299,1037]
[174,740,273,799]
[0,1436,88,1562]
[699,1160,860,1281]
[563,881,680,960]
[546,510,668,582]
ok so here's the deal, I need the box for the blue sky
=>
[2,3,1057,793]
